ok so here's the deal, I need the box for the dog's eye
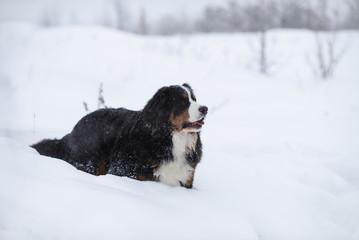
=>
[180,98,189,107]
[181,94,190,106]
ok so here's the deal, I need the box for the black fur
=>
[31,84,206,187]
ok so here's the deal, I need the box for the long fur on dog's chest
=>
[154,131,198,186]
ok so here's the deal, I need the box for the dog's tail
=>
[31,135,69,160]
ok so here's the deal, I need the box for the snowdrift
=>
[1,23,359,239]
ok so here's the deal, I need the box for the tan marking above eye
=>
[191,94,196,101]
[183,94,189,99]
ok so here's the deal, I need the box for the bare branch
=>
[83,102,89,112]
[310,31,347,80]
[98,83,106,109]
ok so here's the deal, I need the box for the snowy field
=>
[1,22,359,239]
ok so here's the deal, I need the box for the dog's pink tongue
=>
[192,120,205,126]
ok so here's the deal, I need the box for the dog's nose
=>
[199,106,208,115]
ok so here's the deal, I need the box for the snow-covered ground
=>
[1,23,359,239]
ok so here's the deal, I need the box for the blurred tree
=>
[113,0,129,30]
[136,9,149,35]
[131,0,356,35]
[243,0,280,32]
[227,0,245,32]
[317,0,330,30]
[308,33,346,79]
[345,0,359,29]
[157,15,178,35]
[280,0,320,30]
[196,5,230,33]
[157,14,191,35]
[304,0,347,80]
[247,0,279,74]
[40,7,60,27]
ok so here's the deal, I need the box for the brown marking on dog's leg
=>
[97,160,108,176]
[184,170,195,188]
[137,175,149,181]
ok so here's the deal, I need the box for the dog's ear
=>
[182,83,192,91]
[143,87,171,118]
[141,87,172,137]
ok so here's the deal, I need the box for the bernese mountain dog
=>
[31,84,208,188]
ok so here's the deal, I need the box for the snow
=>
[1,22,359,239]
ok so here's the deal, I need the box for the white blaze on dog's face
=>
[183,87,200,122]
[181,84,208,132]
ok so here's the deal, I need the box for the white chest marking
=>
[154,131,197,187]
